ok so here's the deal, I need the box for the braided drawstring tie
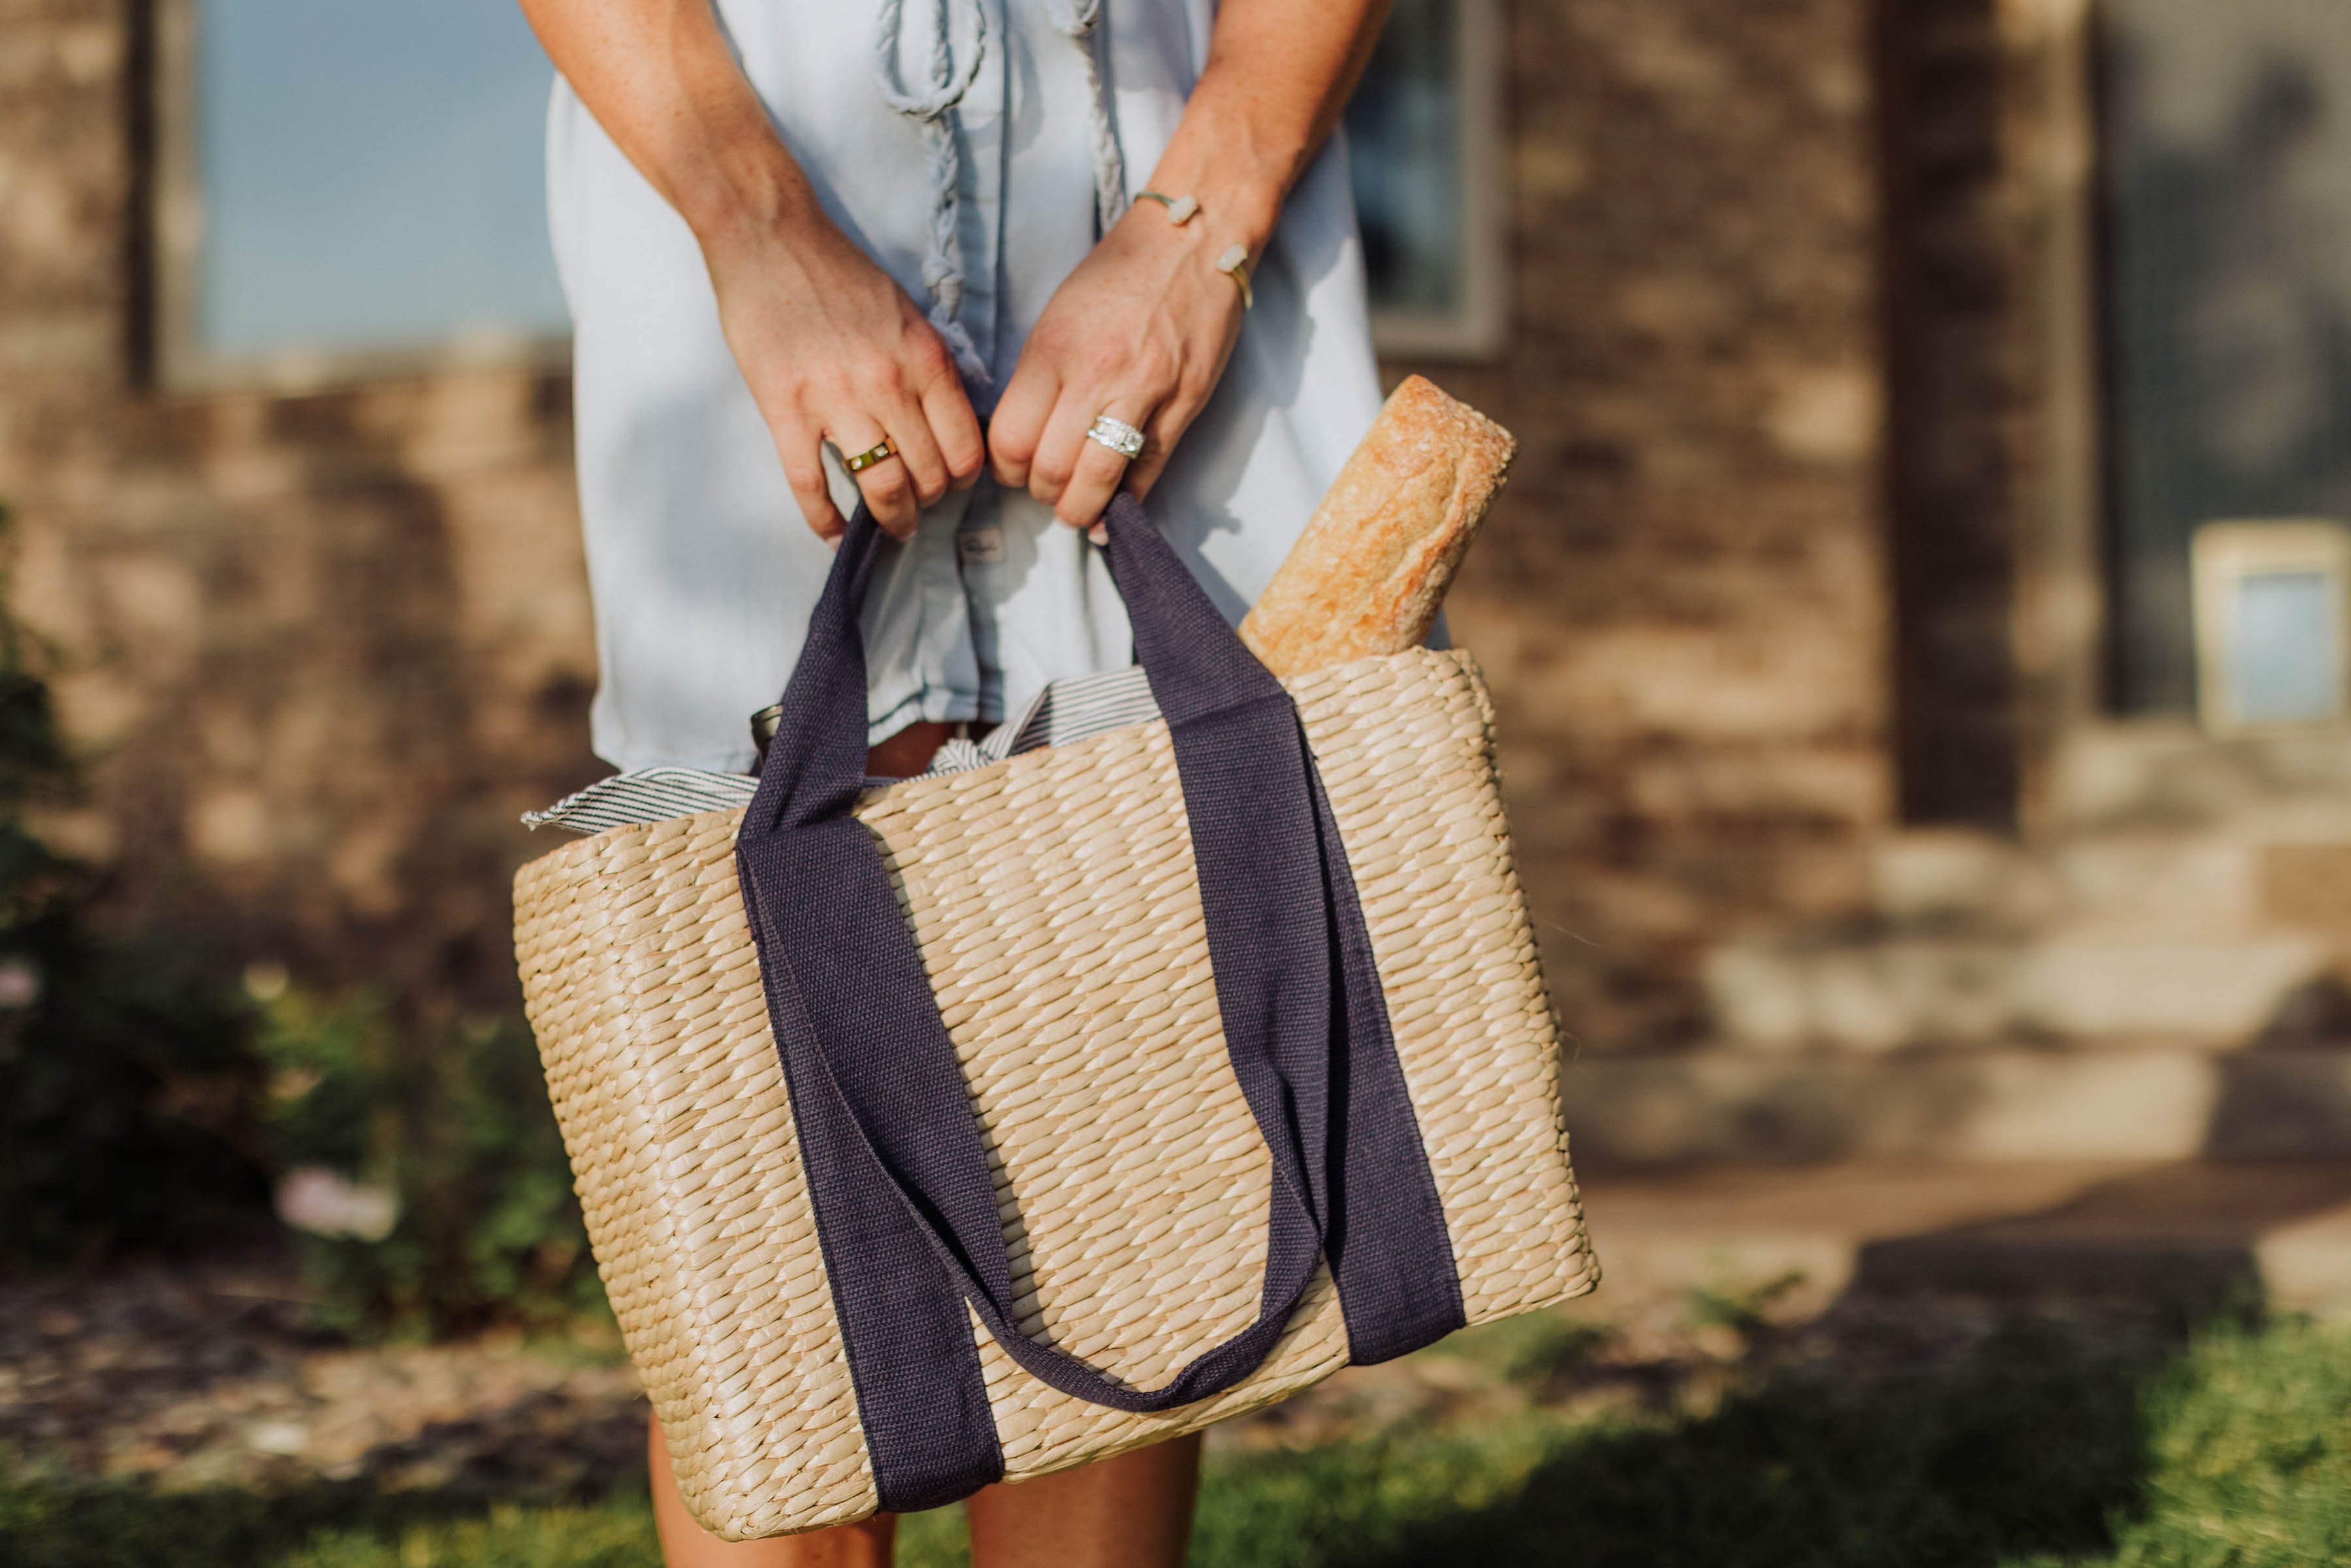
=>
[872,0,1133,384]
[872,0,992,383]
[1042,0,1130,234]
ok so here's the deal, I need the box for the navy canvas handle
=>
[735,495,1462,1511]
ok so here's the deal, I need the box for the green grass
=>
[8,1315,2351,1567]
[274,1499,661,1568]
[2040,1316,2351,1568]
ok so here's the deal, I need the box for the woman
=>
[516,0,1392,1560]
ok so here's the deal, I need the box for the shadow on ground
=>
[1849,1162,2351,1306]
[1190,1320,2159,1568]
[0,1315,2206,1568]
[0,1480,576,1568]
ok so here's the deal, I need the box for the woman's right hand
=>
[701,217,986,542]
[517,0,981,541]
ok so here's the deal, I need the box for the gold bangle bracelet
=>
[1134,190,1200,225]
[1216,243,1253,311]
[1136,189,1249,308]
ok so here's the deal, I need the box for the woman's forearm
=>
[1143,0,1393,257]
[523,0,1386,285]
[519,0,984,539]
[517,0,819,250]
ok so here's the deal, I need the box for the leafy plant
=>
[256,984,603,1337]
[0,504,269,1260]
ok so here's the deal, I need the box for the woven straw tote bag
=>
[514,496,1598,1539]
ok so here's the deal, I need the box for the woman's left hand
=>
[987,202,1247,530]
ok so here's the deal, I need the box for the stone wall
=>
[2,0,1902,1043]
[1413,0,1896,1049]
[0,1,600,1010]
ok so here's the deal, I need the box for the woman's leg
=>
[869,721,1204,1564]
[650,1415,897,1567]
[865,720,958,779]
[647,722,952,1568]
[653,722,1198,1568]
[964,1433,1203,1568]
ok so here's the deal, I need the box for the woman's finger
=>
[882,394,952,511]
[987,359,1059,492]
[1121,372,1215,501]
[831,419,920,538]
[1053,401,1151,528]
[921,369,987,492]
[776,420,846,543]
[1025,389,1100,511]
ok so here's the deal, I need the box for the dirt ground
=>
[0,1245,2190,1502]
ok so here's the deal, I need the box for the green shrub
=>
[0,918,269,1260]
[0,505,269,1261]
[255,984,603,1337]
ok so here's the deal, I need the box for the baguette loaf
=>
[1239,375,1515,679]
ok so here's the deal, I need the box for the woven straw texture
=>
[513,648,1597,1540]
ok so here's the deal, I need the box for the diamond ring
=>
[1086,414,1146,460]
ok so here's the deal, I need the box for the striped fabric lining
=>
[523,665,1164,837]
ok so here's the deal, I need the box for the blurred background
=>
[9,0,2351,1563]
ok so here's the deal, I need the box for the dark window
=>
[1343,0,1505,357]
[2102,0,2351,712]
[1346,0,1465,315]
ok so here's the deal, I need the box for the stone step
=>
[1875,829,2263,933]
[1868,822,2351,938]
[1563,1044,2351,1165]
[1702,932,2332,1049]
[1573,1160,2351,1317]
[2056,720,2351,831]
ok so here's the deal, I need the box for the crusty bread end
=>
[1239,376,1514,679]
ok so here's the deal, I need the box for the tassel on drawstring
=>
[1042,0,1130,236]
[872,0,993,383]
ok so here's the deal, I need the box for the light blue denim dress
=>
[547,0,1385,773]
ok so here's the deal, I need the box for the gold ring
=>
[843,438,897,474]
